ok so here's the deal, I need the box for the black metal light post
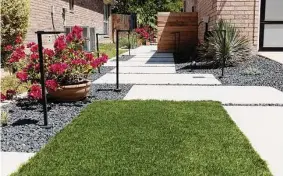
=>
[36,31,65,128]
[114,29,130,92]
[219,30,227,78]
[171,31,180,58]
[128,32,131,55]
[95,33,109,73]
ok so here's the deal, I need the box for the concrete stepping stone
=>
[107,56,174,63]
[104,61,176,67]
[124,85,283,104]
[224,106,283,176]
[1,152,35,176]
[131,57,174,62]
[93,74,221,85]
[134,53,173,57]
[110,67,176,74]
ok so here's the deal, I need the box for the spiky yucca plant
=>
[198,19,251,66]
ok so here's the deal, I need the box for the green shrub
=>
[198,19,251,66]
[1,0,30,66]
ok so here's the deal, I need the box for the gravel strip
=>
[110,54,135,61]
[1,63,133,152]
[175,56,283,92]
[223,103,283,107]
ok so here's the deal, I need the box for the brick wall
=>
[26,0,105,47]
[196,0,218,43]
[217,0,259,47]
[189,0,259,48]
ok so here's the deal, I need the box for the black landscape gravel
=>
[1,60,133,152]
[175,56,283,92]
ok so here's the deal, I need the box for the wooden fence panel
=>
[111,14,130,42]
[157,12,198,52]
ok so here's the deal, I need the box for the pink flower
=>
[15,35,22,44]
[27,42,36,48]
[30,44,38,52]
[85,53,94,61]
[46,80,58,92]
[49,63,68,74]
[43,48,55,57]
[54,36,66,51]
[71,59,87,65]
[30,53,39,60]
[4,45,13,51]
[28,84,42,99]
[71,26,83,40]
[66,33,74,43]
[16,71,28,82]
[90,59,101,68]
[1,93,7,102]
[35,63,40,72]
[100,53,109,63]
[8,47,25,63]
[6,89,17,100]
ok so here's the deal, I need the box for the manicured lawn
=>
[13,101,271,176]
[96,43,128,59]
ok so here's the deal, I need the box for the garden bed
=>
[1,62,133,152]
[175,56,283,92]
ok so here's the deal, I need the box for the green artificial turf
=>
[95,43,127,59]
[13,101,271,176]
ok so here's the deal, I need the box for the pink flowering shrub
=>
[135,27,150,41]
[3,25,108,100]
[135,26,155,44]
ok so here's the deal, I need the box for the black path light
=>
[36,31,65,128]
[114,29,130,92]
[218,29,227,78]
[96,33,109,73]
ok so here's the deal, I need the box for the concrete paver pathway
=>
[110,67,176,74]
[124,85,283,104]
[94,74,221,85]
[258,52,283,65]
[224,106,283,176]
[104,62,176,67]
[1,152,35,176]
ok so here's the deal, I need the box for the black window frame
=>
[259,0,283,51]
[69,0,74,11]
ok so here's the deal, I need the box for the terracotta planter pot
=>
[48,81,91,102]
[146,41,150,45]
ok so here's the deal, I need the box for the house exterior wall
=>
[185,0,260,48]
[217,0,259,46]
[195,0,218,43]
[184,0,195,12]
[26,0,105,48]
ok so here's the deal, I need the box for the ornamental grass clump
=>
[3,26,108,100]
[198,19,251,66]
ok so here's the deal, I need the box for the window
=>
[65,26,96,51]
[69,0,74,11]
[103,4,110,34]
